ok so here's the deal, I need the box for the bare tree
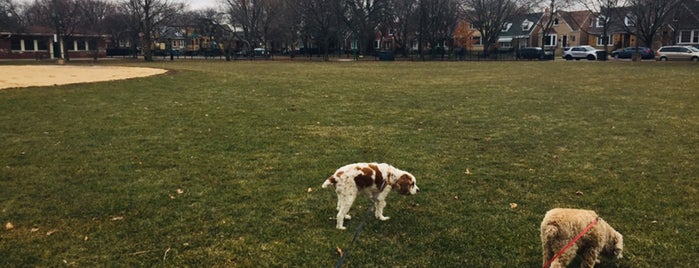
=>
[461,0,525,58]
[343,0,390,56]
[1,0,23,31]
[102,3,141,57]
[124,0,183,61]
[79,0,116,33]
[620,0,684,49]
[417,0,460,59]
[294,0,344,60]
[277,0,303,58]
[387,0,419,57]
[224,0,281,53]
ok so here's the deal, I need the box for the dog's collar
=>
[379,180,390,191]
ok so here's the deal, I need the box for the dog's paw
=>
[337,226,347,230]
[344,215,351,220]
[378,216,390,221]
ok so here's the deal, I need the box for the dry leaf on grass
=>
[5,222,13,230]
[111,216,124,221]
[46,229,58,236]
[335,247,343,257]
[307,187,313,193]
[509,203,518,209]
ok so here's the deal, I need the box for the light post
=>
[353,31,357,61]
[51,0,64,63]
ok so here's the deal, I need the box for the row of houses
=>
[374,3,698,55]
[2,4,698,60]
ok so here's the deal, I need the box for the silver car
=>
[562,45,601,61]
[655,46,699,61]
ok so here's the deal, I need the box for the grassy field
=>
[1,60,697,267]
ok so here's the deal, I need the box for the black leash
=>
[334,181,387,268]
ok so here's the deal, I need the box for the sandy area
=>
[0,65,167,90]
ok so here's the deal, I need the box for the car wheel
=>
[613,54,619,59]
[564,55,573,61]
[692,57,699,62]
[587,54,596,60]
[660,57,668,61]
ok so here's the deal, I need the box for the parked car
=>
[611,46,654,59]
[656,46,699,61]
[517,47,554,60]
[253,47,267,56]
[562,45,601,61]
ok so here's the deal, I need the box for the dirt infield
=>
[0,65,167,90]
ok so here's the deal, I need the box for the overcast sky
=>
[15,0,220,11]
[187,0,218,10]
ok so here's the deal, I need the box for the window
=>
[522,20,532,31]
[67,39,75,51]
[624,13,636,26]
[596,16,607,28]
[374,40,380,49]
[597,35,613,46]
[11,38,23,50]
[471,36,482,46]
[678,30,699,44]
[77,40,87,51]
[543,34,557,47]
[37,40,48,51]
[553,18,559,26]
[502,22,512,32]
[25,40,36,51]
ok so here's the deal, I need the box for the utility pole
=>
[51,0,65,64]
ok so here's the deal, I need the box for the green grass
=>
[1,60,698,267]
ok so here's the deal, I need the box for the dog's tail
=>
[322,176,336,189]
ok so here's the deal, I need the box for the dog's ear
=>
[394,174,412,194]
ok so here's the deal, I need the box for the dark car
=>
[611,47,654,59]
[517,47,554,60]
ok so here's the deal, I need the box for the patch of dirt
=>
[0,65,167,90]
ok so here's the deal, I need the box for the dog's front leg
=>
[374,197,390,221]
[580,248,601,268]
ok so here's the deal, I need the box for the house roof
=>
[560,10,591,32]
[588,6,634,35]
[499,13,543,40]
[675,0,699,29]
[3,25,108,37]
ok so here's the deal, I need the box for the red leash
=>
[542,217,599,268]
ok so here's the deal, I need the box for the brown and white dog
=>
[322,163,419,230]
[541,208,624,268]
